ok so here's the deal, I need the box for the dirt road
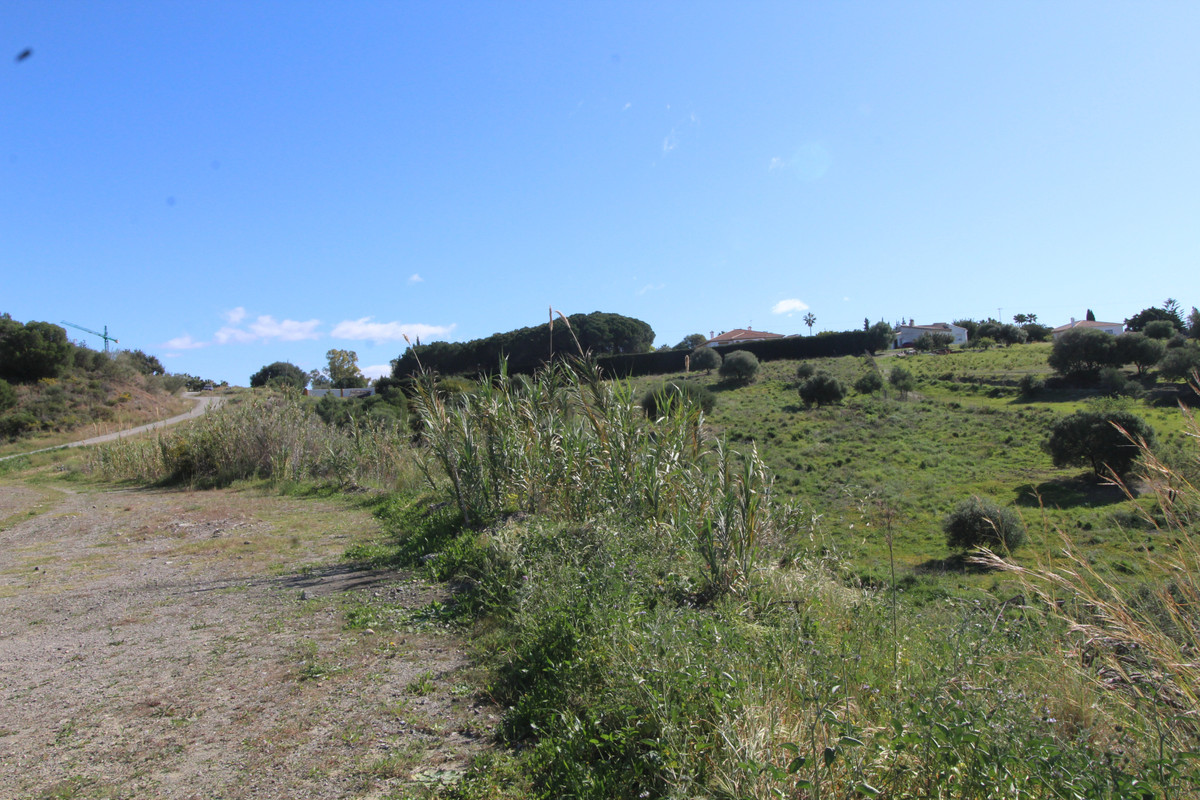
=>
[0,480,490,798]
[1,392,225,463]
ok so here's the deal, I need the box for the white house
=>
[894,321,968,348]
[1051,318,1124,340]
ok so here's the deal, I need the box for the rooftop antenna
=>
[62,321,119,353]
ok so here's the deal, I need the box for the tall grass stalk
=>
[89,392,420,488]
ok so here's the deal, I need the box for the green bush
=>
[943,496,1027,552]
[889,365,916,399]
[1158,344,1200,382]
[718,350,759,384]
[853,370,883,394]
[1144,319,1176,340]
[640,382,716,418]
[1045,407,1157,478]
[690,346,721,374]
[799,372,846,406]
[0,378,15,412]
[795,362,815,380]
[1017,374,1045,397]
[249,361,307,390]
[0,410,39,440]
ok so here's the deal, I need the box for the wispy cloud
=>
[637,283,665,296]
[408,273,423,284]
[163,334,205,350]
[331,317,456,345]
[214,313,321,344]
[772,299,810,315]
[662,130,678,154]
[622,102,632,111]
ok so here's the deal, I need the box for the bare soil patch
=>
[0,480,493,799]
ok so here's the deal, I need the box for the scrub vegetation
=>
[85,337,1200,797]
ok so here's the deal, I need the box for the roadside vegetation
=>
[71,306,1200,797]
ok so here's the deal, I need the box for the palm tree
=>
[803,312,816,335]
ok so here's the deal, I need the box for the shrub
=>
[795,362,815,380]
[1158,344,1200,382]
[1048,328,1118,376]
[0,378,15,412]
[0,320,73,381]
[1115,332,1165,376]
[640,382,716,417]
[690,346,721,374]
[1143,319,1176,340]
[0,410,39,440]
[1045,407,1156,479]
[913,331,954,352]
[943,496,1027,552]
[889,365,916,399]
[719,350,759,384]
[853,370,883,394]
[799,372,846,406]
[1017,374,1045,397]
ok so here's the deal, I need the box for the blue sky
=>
[4,2,1198,385]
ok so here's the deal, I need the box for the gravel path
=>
[0,481,491,798]
[0,392,225,462]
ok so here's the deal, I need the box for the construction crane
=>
[62,321,119,353]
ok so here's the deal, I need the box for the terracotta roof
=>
[706,328,785,345]
[1052,319,1123,333]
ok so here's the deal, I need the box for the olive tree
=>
[250,361,308,390]
[1048,328,1118,376]
[944,496,1027,552]
[1044,408,1156,479]
[690,346,721,374]
[719,350,759,384]
[799,372,846,406]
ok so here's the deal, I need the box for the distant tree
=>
[0,319,72,381]
[250,361,308,390]
[123,349,165,376]
[1114,333,1165,376]
[865,321,896,353]
[975,322,1026,347]
[326,349,367,389]
[1189,307,1200,339]
[863,317,870,332]
[1158,343,1200,382]
[800,372,846,406]
[1045,408,1156,479]
[853,370,883,395]
[1163,298,1184,325]
[675,333,707,350]
[308,368,332,388]
[1017,374,1045,397]
[690,346,721,374]
[1086,309,1096,322]
[913,331,955,352]
[1023,323,1052,343]
[1125,306,1182,333]
[944,496,1027,552]
[952,319,979,341]
[1012,313,1028,327]
[1048,328,1118,376]
[719,350,759,384]
[889,365,916,399]
[1143,320,1176,340]
[803,312,817,336]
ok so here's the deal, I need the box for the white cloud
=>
[163,334,205,350]
[223,306,247,325]
[636,283,665,296]
[772,299,810,315]
[769,157,786,171]
[250,316,321,341]
[331,317,456,344]
[213,326,257,344]
[213,314,321,344]
[662,130,678,153]
[622,102,631,111]
[408,273,423,284]
[362,363,392,380]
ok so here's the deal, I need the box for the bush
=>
[1158,344,1200,382]
[1049,328,1118,376]
[799,372,846,406]
[943,496,1027,552]
[0,319,73,381]
[719,350,759,384]
[690,346,721,374]
[889,365,916,399]
[1017,374,1045,397]
[640,382,716,418]
[0,410,39,440]
[853,370,883,395]
[1144,320,1177,340]
[1115,332,1165,376]
[913,331,954,352]
[1098,367,1140,398]
[0,378,15,412]
[1045,407,1157,479]
[795,362,815,380]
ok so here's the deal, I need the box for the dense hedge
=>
[599,330,875,378]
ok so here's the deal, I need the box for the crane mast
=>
[61,321,119,353]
